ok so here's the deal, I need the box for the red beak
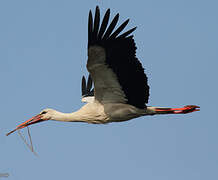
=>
[6,114,43,136]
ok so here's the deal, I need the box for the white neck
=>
[51,111,89,123]
[51,103,107,123]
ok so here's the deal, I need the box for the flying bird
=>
[6,6,199,136]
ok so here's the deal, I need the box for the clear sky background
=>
[0,0,217,179]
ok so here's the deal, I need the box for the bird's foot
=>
[170,105,200,114]
[155,105,200,114]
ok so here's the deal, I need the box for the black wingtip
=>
[102,13,119,40]
[88,10,93,43]
[87,75,93,92]
[96,6,100,11]
[98,8,110,39]
[81,75,94,97]
[82,76,86,96]
[110,19,130,39]
[93,6,100,39]
[88,7,137,47]
[118,26,137,38]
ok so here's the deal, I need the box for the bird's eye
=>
[41,111,47,115]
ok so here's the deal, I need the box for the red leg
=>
[155,105,200,114]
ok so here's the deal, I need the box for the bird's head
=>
[39,108,57,120]
[6,108,58,136]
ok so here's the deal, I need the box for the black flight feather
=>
[98,9,110,39]
[81,75,94,98]
[82,76,87,96]
[117,27,137,39]
[110,19,129,39]
[93,7,100,40]
[87,74,93,92]
[88,11,93,45]
[102,13,119,40]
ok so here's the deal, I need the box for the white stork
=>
[6,6,199,136]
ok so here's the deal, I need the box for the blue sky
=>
[1,0,217,179]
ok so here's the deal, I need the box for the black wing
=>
[81,75,94,98]
[88,6,149,109]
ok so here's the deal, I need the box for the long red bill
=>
[6,114,43,136]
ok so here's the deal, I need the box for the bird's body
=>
[43,103,144,124]
[6,6,199,136]
[46,103,151,124]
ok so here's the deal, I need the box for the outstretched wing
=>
[87,6,149,109]
[81,75,94,103]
